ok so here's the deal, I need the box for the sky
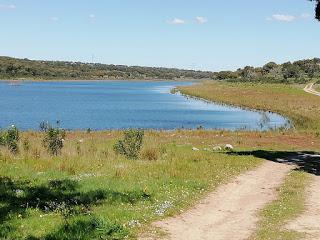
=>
[0,0,319,71]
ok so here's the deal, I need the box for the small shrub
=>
[76,141,82,155]
[0,134,4,146]
[114,129,144,159]
[0,125,20,154]
[39,121,50,132]
[22,139,30,152]
[43,126,66,156]
[141,147,159,161]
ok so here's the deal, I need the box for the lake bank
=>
[1,129,319,239]
[177,81,320,132]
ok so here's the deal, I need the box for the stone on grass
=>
[225,144,234,151]
[213,146,222,151]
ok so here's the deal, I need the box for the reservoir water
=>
[0,80,288,131]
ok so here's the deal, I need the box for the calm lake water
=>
[0,81,288,131]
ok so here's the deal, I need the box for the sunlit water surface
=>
[0,81,288,130]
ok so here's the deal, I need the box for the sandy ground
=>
[142,161,292,240]
[304,83,320,96]
[286,175,320,239]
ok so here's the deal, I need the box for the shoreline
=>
[0,78,206,83]
[174,87,292,130]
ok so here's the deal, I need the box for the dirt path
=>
[286,174,320,239]
[304,83,320,96]
[143,161,292,240]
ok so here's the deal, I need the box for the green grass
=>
[251,170,311,240]
[0,131,262,239]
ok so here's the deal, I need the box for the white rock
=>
[192,147,200,151]
[213,146,222,151]
[225,144,234,151]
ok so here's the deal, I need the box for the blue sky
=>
[0,0,319,71]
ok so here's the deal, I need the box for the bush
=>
[39,121,50,132]
[0,125,20,154]
[113,129,144,159]
[141,147,159,161]
[43,126,66,155]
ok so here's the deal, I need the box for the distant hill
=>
[212,58,320,84]
[0,56,213,80]
[1,56,319,83]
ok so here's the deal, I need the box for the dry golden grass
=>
[178,81,320,132]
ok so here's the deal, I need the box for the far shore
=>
[0,78,206,83]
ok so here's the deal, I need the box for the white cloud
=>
[268,14,296,22]
[301,13,311,19]
[89,14,96,19]
[195,16,208,24]
[0,4,16,10]
[167,18,186,25]
[50,16,59,22]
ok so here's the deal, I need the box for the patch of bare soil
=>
[286,175,320,239]
[142,161,292,240]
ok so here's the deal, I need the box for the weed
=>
[43,126,66,156]
[114,129,144,159]
[0,125,20,154]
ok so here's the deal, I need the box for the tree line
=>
[1,56,320,84]
[213,58,320,84]
[0,56,213,80]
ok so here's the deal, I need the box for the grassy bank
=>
[1,129,320,239]
[177,81,320,240]
[0,130,263,240]
[178,81,320,132]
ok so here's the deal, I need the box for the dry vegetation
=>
[178,81,320,132]
[177,81,320,240]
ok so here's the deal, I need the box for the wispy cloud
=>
[301,13,311,19]
[167,18,186,25]
[50,16,60,22]
[0,4,16,10]
[195,16,208,24]
[268,14,296,22]
[267,13,313,22]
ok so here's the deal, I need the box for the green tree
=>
[309,0,320,21]
[263,62,278,74]
[282,62,301,80]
